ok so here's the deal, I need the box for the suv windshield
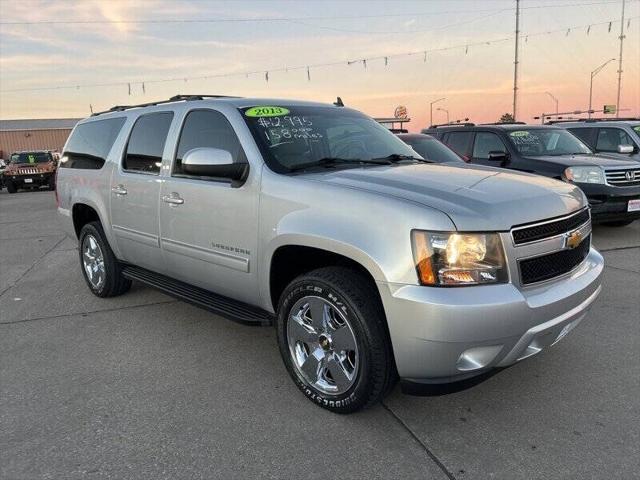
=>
[402,136,463,163]
[242,105,421,173]
[507,129,592,156]
[10,152,52,164]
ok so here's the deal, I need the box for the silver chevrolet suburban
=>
[56,95,604,413]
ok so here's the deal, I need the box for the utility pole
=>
[512,0,520,121]
[616,0,626,118]
[429,97,446,127]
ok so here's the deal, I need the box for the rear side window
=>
[444,132,473,157]
[173,109,245,177]
[61,117,126,169]
[567,127,597,148]
[123,112,174,175]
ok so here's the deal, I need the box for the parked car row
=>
[57,95,608,413]
[401,120,640,227]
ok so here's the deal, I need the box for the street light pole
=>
[588,58,616,118]
[430,97,446,127]
[616,0,626,118]
[437,107,450,124]
[545,91,559,116]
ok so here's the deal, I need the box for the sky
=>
[0,0,639,131]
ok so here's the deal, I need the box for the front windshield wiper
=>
[288,157,392,172]
[543,152,592,156]
[371,153,433,163]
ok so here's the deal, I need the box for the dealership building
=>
[0,118,81,160]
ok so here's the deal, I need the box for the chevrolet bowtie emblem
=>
[565,230,583,249]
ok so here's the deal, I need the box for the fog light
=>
[456,345,503,371]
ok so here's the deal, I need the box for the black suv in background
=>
[551,119,640,161]
[422,123,640,226]
[396,133,464,163]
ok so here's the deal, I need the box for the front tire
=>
[78,221,131,297]
[276,267,395,413]
[6,180,17,194]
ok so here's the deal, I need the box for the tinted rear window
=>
[123,112,173,175]
[444,132,473,157]
[62,117,126,169]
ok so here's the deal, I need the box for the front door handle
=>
[162,192,184,206]
[111,185,127,196]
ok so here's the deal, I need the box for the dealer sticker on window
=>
[245,106,290,118]
[628,199,640,212]
[510,131,530,137]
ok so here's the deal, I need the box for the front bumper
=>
[6,172,53,187]
[580,183,640,222]
[378,248,604,383]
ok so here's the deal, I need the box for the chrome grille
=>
[511,208,590,245]
[519,234,591,285]
[18,168,39,175]
[605,168,640,186]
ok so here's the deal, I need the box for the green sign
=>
[245,106,290,117]
[603,104,616,114]
[510,131,530,137]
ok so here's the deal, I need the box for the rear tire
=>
[6,181,17,194]
[276,266,396,413]
[78,221,131,297]
[601,220,634,227]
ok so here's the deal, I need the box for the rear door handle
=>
[162,193,184,206]
[111,185,127,196]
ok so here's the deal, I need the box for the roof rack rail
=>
[480,121,527,125]
[546,117,640,124]
[427,122,475,129]
[91,94,241,116]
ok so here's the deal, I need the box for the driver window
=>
[472,132,506,159]
[596,128,635,152]
[174,110,246,176]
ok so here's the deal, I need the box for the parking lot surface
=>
[1,190,639,480]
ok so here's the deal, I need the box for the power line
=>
[1,16,636,94]
[284,9,510,35]
[0,1,631,25]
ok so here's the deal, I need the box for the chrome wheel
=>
[82,234,105,289]
[287,296,359,395]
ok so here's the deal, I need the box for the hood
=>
[6,162,55,174]
[523,153,638,168]
[306,163,585,231]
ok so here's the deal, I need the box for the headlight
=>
[563,166,605,184]
[411,231,508,286]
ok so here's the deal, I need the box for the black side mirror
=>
[488,151,509,162]
[182,147,249,187]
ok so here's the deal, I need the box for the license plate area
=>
[628,199,640,212]
[24,178,33,183]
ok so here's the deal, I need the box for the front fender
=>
[257,171,456,311]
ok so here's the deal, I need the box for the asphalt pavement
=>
[1,190,639,480]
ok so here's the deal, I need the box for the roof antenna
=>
[334,96,344,107]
